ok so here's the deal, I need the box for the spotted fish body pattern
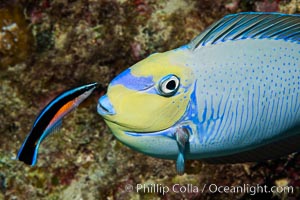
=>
[98,12,300,173]
[188,39,300,159]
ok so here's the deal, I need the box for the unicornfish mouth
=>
[97,95,116,115]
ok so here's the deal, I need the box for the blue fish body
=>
[97,12,300,173]
[186,38,300,161]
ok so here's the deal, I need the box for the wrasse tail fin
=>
[17,135,39,166]
[17,120,63,166]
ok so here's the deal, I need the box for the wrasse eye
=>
[158,74,180,97]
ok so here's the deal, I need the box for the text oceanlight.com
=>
[124,183,294,195]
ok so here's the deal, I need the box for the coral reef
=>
[0,3,33,68]
[0,0,299,199]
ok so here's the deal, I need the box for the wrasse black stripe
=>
[17,82,99,165]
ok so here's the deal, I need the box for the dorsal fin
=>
[188,12,300,50]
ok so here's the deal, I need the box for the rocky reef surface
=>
[0,0,300,199]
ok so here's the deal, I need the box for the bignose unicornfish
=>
[17,82,98,165]
[97,12,300,174]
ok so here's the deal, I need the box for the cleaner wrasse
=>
[17,82,98,165]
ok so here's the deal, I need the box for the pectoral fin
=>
[175,127,189,175]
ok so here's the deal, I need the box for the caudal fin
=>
[17,139,39,166]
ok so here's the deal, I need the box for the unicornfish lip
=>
[97,94,116,115]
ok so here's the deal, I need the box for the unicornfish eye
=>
[158,74,180,97]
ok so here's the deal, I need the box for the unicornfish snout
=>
[97,95,116,115]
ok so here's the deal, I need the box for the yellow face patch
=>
[103,49,195,133]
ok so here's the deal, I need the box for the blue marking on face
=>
[98,95,116,115]
[110,69,154,91]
